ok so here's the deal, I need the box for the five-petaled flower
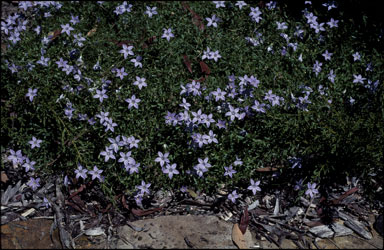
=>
[27,177,40,191]
[162,28,174,41]
[248,179,261,195]
[163,163,179,179]
[89,165,103,181]
[305,182,319,198]
[29,136,42,148]
[228,190,239,203]
[75,164,88,180]
[155,151,170,167]
[26,88,38,102]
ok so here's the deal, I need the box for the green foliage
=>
[1,1,383,204]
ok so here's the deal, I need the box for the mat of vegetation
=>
[1,1,383,207]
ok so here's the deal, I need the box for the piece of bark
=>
[309,223,353,238]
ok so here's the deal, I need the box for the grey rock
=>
[338,211,372,240]
[344,220,372,240]
[113,215,256,249]
[309,223,353,238]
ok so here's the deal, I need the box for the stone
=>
[373,214,383,237]
[344,220,372,240]
[113,215,256,249]
[309,223,353,238]
[0,219,62,249]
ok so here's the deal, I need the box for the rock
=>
[0,219,62,249]
[373,214,383,237]
[338,211,373,240]
[344,220,372,240]
[309,223,353,238]
[113,215,256,249]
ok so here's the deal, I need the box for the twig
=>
[301,196,315,228]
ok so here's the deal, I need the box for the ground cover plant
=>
[1,1,383,209]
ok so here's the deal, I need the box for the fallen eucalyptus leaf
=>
[232,223,247,249]
[85,227,105,236]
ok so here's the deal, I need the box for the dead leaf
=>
[181,2,205,31]
[131,207,162,216]
[239,208,249,235]
[68,184,87,200]
[200,61,211,75]
[183,55,193,73]
[333,187,359,205]
[48,29,61,41]
[187,189,198,198]
[256,166,278,172]
[1,171,9,183]
[87,25,98,37]
[232,223,247,249]
[121,195,129,210]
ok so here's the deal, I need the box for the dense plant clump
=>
[1,1,383,206]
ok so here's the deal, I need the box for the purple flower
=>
[203,130,218,144]
[100,147,116,162]
[327,18,339,28]
[125,160,140,175]
[26,88,38,102]
[353,74,366,84]
[294,179,304,191]
[145,6,158,18]
[322,50,333,61]
[89,166,103,181]
[213,1,225,8]
[22,158,36,172]
[136,180,151,195]
[70,15,80,25]
[133,76,147,90]
[125,95,141,109]
[211,88,226,102]
[115,67,128,80]
[228,190,239,203]
[155,151,170,167]
[210,50,221,62]
[233,156,243,166]
[61,23,74,36]
[93,89,108,103]
[305,182,319,198]
[131,56,142,68]
[276,21,288,30]
[249,7,262,23]
[313,60,322,76]
[206,15,220,28]
[7,149,24,166]
[29,136,42,148]
[162,28,174,41]
[202,47,212,60]
[235,1,247,9]
[248,179,261,195]
[224,165,237,178]
[328,69,336,83]
[118,151,134,166]
[216,119,227,129]
[352,52,361,61]
[120,44,134,59]
[179,98,191,110]
[27,177,41,191]
[252,100,266,113]
[37,56,50,67]
[75,164,88,180]
[163,163,179,179]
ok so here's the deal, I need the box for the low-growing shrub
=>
[1,1,383,206]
